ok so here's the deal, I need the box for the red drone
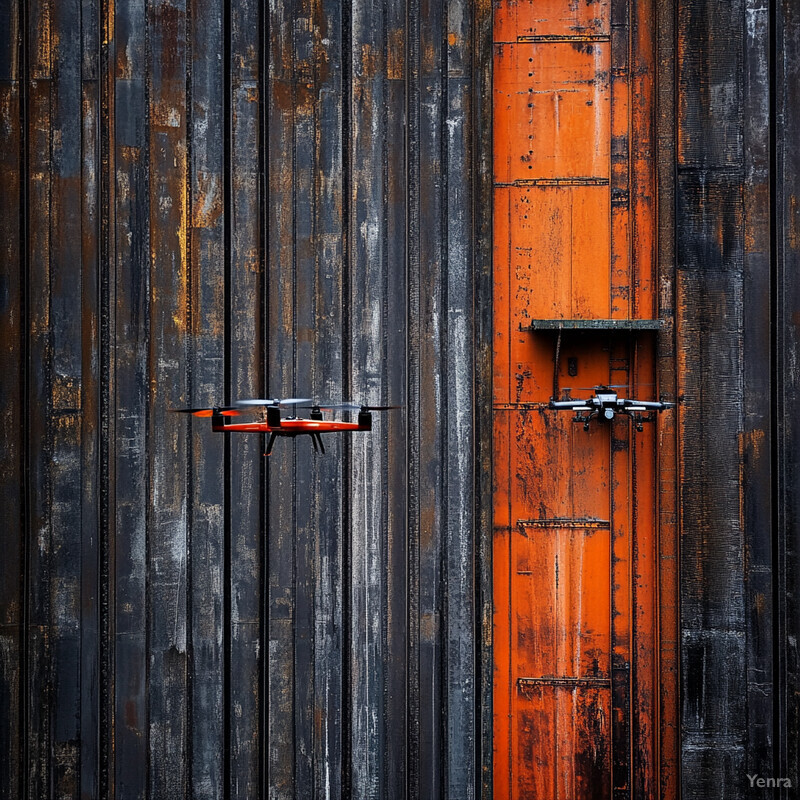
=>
[172,398,399,455]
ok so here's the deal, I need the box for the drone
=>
[549,385,674,431]
[172,398,399,455]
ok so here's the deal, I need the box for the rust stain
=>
[271,81,294,112]
[359,43,379,80]
[741,427,766,461]
[387,28,405,80]
[52,375,80,411]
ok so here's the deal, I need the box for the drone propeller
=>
[171,406,240,418]
[236,397,313,408]
[303,402,402,411]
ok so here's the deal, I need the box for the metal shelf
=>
[522,318,663,331]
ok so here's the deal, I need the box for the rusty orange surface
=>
[493,1,669,797]
[494,0,610,44]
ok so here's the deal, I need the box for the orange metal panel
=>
[494,0,610,44]
[503,186,611,321]
[493,1,671,797]
[513,685,612,800]
[494,43,611,183]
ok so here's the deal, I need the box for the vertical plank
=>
[631,344,658,798]
[610,0,630,321]
[349,0,388,795]
[741,0,774,785]
[0,2,23,796]
[445,0,476,795]
[384,0,408,794]
[777,0,800,790]
[417,0,444,791]
[25,0,54,793]
[473,0,494,795]
[187,0,225,796]
[677,1,747,796]
[292,0,317,794]
[49,0,84,795]
[630,0,656,320]
[98,0,117,793]
[677,0,743,168]
[655,1,679,797]
[147,0,189,794]
[676,192,747,797]
[266,0,297,793]
[630,7,659,792]
[310,0,345,794]
[228,0,263,796]
[113,0,150,793]
[406,0,422,792]
[79,0,101,795]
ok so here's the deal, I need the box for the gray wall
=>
[0,0,492,797]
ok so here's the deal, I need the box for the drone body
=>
[549,386,674,431]
[173,399,395,454]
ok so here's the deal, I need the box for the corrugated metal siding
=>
[0,0,492,797]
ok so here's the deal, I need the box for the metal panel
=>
[492,2,669,798]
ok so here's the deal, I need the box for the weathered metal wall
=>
[676,0,799,797]
[3,0,800,798]
[0,0,492,797]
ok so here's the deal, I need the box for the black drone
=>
[549,385,675,431]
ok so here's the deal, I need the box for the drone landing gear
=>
[264,431,326,456]
[572,410,657,432]
[309,433,325,454]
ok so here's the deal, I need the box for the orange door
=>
[493,2,663,797]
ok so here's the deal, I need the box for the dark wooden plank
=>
[147,0,189,795]
[777,0,800,789]
[0,0,19,79]
[384,0,408,795]
[228,0,263,795]
[405,0,421,793]
[97,0,116,793]
[266,0,297,794]
[291,2,317,796]
[0,2,23,797]
[676,170,747,797]
[444,0,476,795]
[79,61,101,800]
[677,0,744,169]
[473,0,494,795]
[309,0,345,795]
[655,1,679,797]
[112,0,149,794]
[349,0,390,795]
[741,0,775,784]
[416,0,445,792]
[25,0,53,793]
[187,0,226,797]
[79,0,101,795]
[49,0,85,795]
